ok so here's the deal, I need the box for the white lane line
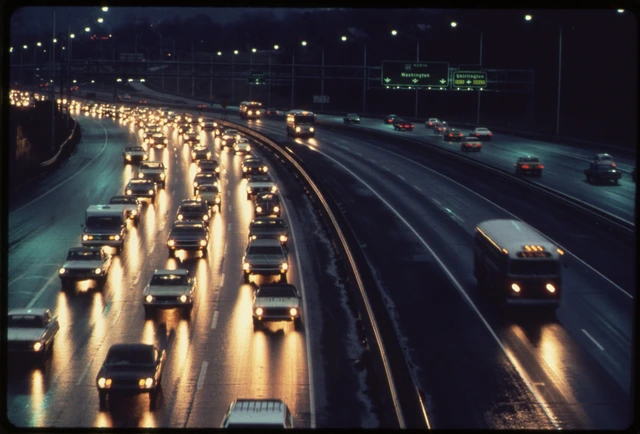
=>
[210,311,219,329]
[227,223,231,232]
[26,272,59,308]
[224,242,228,255]
[219,273,225,288]
[312,147,560,430]
[227,190,231,196]
[197,361,208,389]
[432,198,442,206]
[76,359,94,386]
[356,152,363,156]
[397,175,405,181]
[368,158,376,163]
[149,243,156,255]
[280,198,316,428]
[9,269,33,286]
[228,205,232,212]
[582,329,605,351]
[413,185,422,192]
[11,120,109,214]
[382,166,390,171]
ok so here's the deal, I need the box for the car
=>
[246,174,277,200]
[470,127,493,140]
[233,137,252,154]
[196,159,221,175]
[193,172,219,195]
[248,217,289,247]
[142,269,196,318]
[138,161,167,188]
[343,113,361,124]
[195,184,222,211]
[96,343,165,411]
[191,145,212,161]
[221,128,240,147]
[122,146,148,164]
[176,199,211,223]
[144,125,160,138]
[58,246,112,289]
[200,119,217,131]
[242,238,289,283]
[123,93,131,99]
[254,193,281,217]
[425,118,440,128]
[167,220,209,259]
[514,156,544,175]
[443,128,465,141]
[109,195,142,225]
[266,108,282,116]
[125,178,156,203]
[252,283,302,330]
[460,140,482,152]
[144,132,168,148]
[242,157,268,178]
[221,399,294,428]
[392,118,414,131]
[8,308,60,363]
[584,161,621,185]
[184,132,201,147]
[593,153,615,165]
[434,122,449,134]
[384,114,398,124]
[177,122,192,134]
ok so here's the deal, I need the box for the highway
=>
[7,85,635,429]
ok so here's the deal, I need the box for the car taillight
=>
[522,164,529,169]
[539,165,544,169]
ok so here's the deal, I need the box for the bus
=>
[473,219,565,308]
[286,110,316,138]
[239,101,263,120]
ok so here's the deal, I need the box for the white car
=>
[8,308,60,363]
[221,129,240,147]
[470,127,493,141]
[425,118,440,128]
[221,399,294,428]
[246,175,277,200]
[233,138,251,154]
[142,269,196,318]
[58,246,113,289]
[252,283,302,330]
[195,184,222,210]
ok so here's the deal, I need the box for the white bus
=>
[474,219,564,308]
[239,101,263,120]
[286,110,316,137]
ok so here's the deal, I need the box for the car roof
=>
[107,343,154,353]
[173,221,206,227]
[8,308,49,317]
[226,399,288,425]
[68,246,103,252]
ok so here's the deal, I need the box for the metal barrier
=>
[40,118,78,168]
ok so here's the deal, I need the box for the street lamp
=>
[102,6,108,11]
[451,21,457,27]
[300,41,326,111]
[97,17,103,23]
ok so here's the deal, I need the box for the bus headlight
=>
[511,283,521,293]
[289,308,297,316]
[280,235,287,242]
[180,295,188,303]
[546,283,556,293]
[255,307,263,315]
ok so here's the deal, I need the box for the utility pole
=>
[50,9,56,153]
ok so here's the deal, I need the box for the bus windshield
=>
[293,115,315,124]
[510,260,558,275]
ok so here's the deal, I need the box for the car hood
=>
[144,285,191,296]
[62,259,105,269]
[245,254,286,264]
[100,364,154,378]
[250,227,286,237]
[169,232,207,241]
[254,297,300,308]
[8,328,45,342]
[84,227,122,234]
[129,185,154,191]
[140,169,164,174]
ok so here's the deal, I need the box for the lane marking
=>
[368,158,376,163]
[219,272,225,288]
[397,175,405,181]
[228,205,232,212]
[210,311,219,329]
[413,185,423,192]
[11,120,109,215]
[227,223,231,232]
[345,137,634,299]
[76,359,94,386]
[432,198,441,206]
[312,147,560,430]
[197,361,208,389]
[26,273,60,308]
[382,166,390,171]
[356,152,363,156]
[582,329,605,351]
[227,190,231,196]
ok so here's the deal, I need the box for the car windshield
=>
[199,185,218,193]
[196,174,215,181]
[126,147,144,152]
[523,157,539,162]
[8,315,44,328]
[172,226,204,233]
[510,260,558,275]
[141,163,163,169]
[67,250,101,260]
[250,176,271,182]
[257,287,297,298]
[225,130,238,135]
[247,246,284,255]
[129,179,153,186]
[257,194,278,202]
[86,216,121,228]
[251,219,285,229]
[150,274,187,285]
[294,115,315,124]
[179,205,204,213]
[106,349,153,365]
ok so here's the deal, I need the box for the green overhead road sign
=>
[381,61,449,87]
[453,71,487,88]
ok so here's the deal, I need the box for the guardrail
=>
[40,118,78,168]
[316,118,636,236]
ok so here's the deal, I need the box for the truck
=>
[82,205,127,253]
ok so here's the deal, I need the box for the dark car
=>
[122,146,148,164]
[393,118,414,131]
[584,162,621,185]
[443,128,465,141]
[193,172,219,195]
[384,114,398,124]
[109,195,142,225]
[248,217,289,247]
[266,108,283,116]
[254,193,281,217]
[242,157,269,178]
[96,343,165,411]
[196,159,221,175]
[343,113,361,124]
[176,199,211,223]
[167,221,209,258]
[434,122,449,134]
[125,179,156,203]
[514,156,544,176]
[191,145,212,161]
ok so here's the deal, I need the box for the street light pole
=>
[232,53,235,105]
[362,44,366,115]
[158,33,164,88]
[209,53,213,101]
[556,26,562,137]
[291,52,295,109]
[414,37,419,118]
[320,49,325,112]
[476,31,483,125]
[191,40,195,97]
[249,51,253,101]
[50,8,56,153]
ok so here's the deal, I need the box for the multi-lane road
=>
[6,85,636,429]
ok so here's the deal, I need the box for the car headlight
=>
[281,263,288,270]
[145,295,153,302]
[243,167,248,172]
[138,173,144,178]
[247,187,252,193]
[168,240,175,247]
[256,206,263,213]
[511,283,521,293]
[94,267,103,274]
[148,189,154,195]
[197,167,202,173]
[280,235,287,242]
[242,263,250,271]
[273,206,280,213]
[246,145,251,151]
[160,173,165,179]
[263,166,268,172]
[193,182,198,187]
[200,239,207,246]
[180,295,188,303]
[222,139,226,145]
[290,308,298,316]
[255,307,263,315]
[203,214,209,221]
[177,214,183,220]
[82,234,89,241]
[192,152,197,158]
[126,189,133,195]
[131,210,138,216]
[234,146,239,150]
[546,283,556,293]
[98,377,109,388]
[114,235,120,241]
[33,342,43,351]
[295,127,301,132]
[206,152,211,158]
[215,197,221,203]
[59,267,66,274]
[126,155,132,160]
[271,186,277,192]
[215,167,220,173]
[310,127,315,132]
[164,139,168,143]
